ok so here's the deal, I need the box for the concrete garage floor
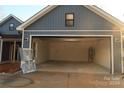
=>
[37,61,110,74]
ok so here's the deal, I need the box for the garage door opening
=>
[31,36,112,74]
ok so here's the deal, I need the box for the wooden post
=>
[13,41,16,63]
[10,43,13,61]
[0,40,3,62]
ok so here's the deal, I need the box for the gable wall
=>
[26,5,120,30]
[0,17,22,35]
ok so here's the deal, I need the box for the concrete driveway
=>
[0,71,124,88]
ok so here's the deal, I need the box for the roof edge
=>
[0,14,23,26]
[17,5,57,31]
[85,5,124,28]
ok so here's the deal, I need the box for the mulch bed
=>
[0,62,21,73]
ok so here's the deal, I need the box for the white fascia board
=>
[17,5,57,31]
[0,14,23,26]
[84,5,124,28]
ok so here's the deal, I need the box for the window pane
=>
[10,24,14,27]
[9,23,14,31]
[66,14,74,20]
[66,20,74,26]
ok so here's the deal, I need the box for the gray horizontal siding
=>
[26,5,119,30]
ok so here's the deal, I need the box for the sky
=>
[0,5,46,21]
[97,5,124,23]
[0,5,124,23]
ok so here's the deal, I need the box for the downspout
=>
[22,29,24,48]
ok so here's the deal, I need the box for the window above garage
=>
[65,13,74,27]
[9,23,15,31]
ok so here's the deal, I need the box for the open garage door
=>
[31,36,112,74]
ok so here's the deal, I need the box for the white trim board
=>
[21,29,24,48]
[28,34,114,74]
[121,32,124,73]
[24,30,121,32]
